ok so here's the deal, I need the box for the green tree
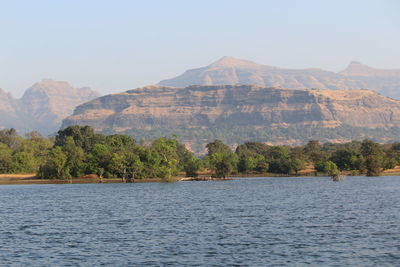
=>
[255,158,269,173]
[267,146,304,174]
[55,125,103,152]
[108,153,126,179]
[0,143,13,173]
[86,144,112,176]
[37,147,70,179]
[289,157,306,174]
[237,156,258,173]
[330,149,359,171]
[361,139,383,176]
[62,137,85,177]
[182,152,202,177]
[324,161,340,176]
[304,140,323,163]
[383,157,397,170]
[11,152,36,173]
[105,134,136,151]
[151,137,180,180]
[124,152,144,180]
[206,140,232,155]
[209,152,238,178]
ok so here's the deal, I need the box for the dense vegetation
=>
[1,126,400,180]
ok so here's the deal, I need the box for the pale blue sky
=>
[1,0,399,97]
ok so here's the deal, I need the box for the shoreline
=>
[0,174,166,185]
[1,170,399,186]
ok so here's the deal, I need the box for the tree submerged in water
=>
[324,161,344,181]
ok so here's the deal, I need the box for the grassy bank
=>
[0,174,166,185]
[2,166,400,185]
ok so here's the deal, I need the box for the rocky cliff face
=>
[0,79,100,134]
[21,79,100,133]
[63,84,400,132]
[159,57,400,99]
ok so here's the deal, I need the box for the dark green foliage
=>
[2,125,400,180]
[11,152,36,173]
[0,129,53,174]
[235,142,305,175]
[208,152,239,178]
[206,140,232,155]
[105,134,136,150]
[364,156,382,176]
[62,137,85,177]
[151,137,180,180]
[304,140,324,163]
[37,147,70,179]
[320,161,340,176]
[179,147,202,177]
[0,143,13,173]
[236,143,264,173]
[55,125,101,152]
[361,139,384,176]
[330,149,360,171]
[383,157,397,170]
[207,140,238,178]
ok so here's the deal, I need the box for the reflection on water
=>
[0,176,399,266]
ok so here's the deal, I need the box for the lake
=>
[0,176,399,266]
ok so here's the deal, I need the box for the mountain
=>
[159,57,400,99]
[62,85,400,153]
[340,61,400,76]
[0,79,100,135]
[21,79,100,133]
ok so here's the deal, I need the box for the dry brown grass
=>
[0,173,166,185]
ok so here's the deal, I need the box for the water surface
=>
[0,176,399,266]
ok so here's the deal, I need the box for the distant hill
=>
[159,57,400,99]
[0,79,100,135]
[62,85,400,153]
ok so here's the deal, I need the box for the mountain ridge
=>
[159,57,400,99]
[0,79,100,134]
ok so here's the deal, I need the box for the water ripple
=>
[0,176,399,266]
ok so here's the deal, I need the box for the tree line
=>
[0,126,399,180]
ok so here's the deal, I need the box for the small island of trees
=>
[1,126,399,182]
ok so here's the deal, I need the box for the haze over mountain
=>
[0,79,100,135]
[63,84,400,153]
[159,57,400,99]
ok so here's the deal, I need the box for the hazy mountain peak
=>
[340,61,377,76]
[159,57,400,98]
[159,56,276,87]
[15,79,100,134]
[30,78,74,93]
[340,61,400,77]
[209,56,265,68]
[41,77,60,83]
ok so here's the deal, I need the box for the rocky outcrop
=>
[159,57,400,99]
[0,79,100,135]
[63,85,400,131]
